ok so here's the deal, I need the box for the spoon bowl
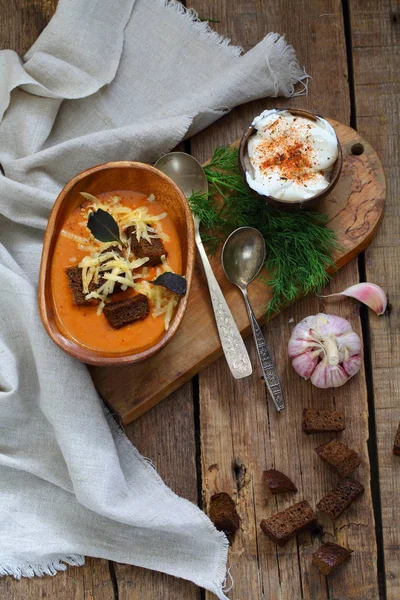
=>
[222,227,266,289]
[221,226,285,412]
[155,152,208,197]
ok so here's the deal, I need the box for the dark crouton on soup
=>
[66,247,123,305]
[126,225,167,266]
[66,266,92,306]
[66,266,122,305]
[103,294,150,329]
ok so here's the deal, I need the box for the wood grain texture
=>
[0,558,115,600]
[0,0,55,55]
[111,383,200,600]
[350,0,400,597]
[92,120,385,423]
[188,0,380,599]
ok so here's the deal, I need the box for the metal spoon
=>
[222,227,285,411]
[155,152,252,379]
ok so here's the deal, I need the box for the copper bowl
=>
[239,108,343,211]
[38,161,195,366]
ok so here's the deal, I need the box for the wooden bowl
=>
[38,161,195,366]
[239,108,343,211]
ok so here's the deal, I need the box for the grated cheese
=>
[79,192,101,204]
[102,272,140,287]
[67,192,180,327]
[61,229,89,245]
[161,254,172,273]
[151,294,178,330]
[155,229,170,242]
[79,249,149,299]
[77,243,98,252]
[79,192,167,246]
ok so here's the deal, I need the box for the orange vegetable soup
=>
[51,190,182,353]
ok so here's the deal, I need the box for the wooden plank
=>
[1,0,56,56]
[350,1,400,597]
[91,120,385,424]
[0,558,115,600]
[0,2,116,599]
[188,0,380,598]
[112,383,200,600]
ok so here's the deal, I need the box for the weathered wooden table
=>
[1,1,398,599]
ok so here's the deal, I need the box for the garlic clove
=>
[311,362,349,388]
[320,283,387,315]
[338,331,362,361]
[288,337,319,359]
[342,354,362,378]
[315,313,354,337]
[292,351,320,378]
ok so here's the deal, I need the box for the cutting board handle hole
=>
[351,143,364,156]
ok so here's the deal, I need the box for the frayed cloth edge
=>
[0,555,85,579]
[263,32,310,97]
[159,0,243,57]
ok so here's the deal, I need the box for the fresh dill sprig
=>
[188,191,225,231]
[189,146,339,316]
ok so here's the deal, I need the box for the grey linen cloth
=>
[0,0,307,596]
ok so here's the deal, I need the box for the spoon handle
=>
[195,236,252,379]
[242,289,285,412]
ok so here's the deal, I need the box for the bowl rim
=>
[38,160,195,366]
[239,107,343,210]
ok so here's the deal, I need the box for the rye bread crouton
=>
[66,266,90,306]
[209,492,240,537]
[263,469,297,494]
[66,247,123,305]
[260,500,316,546]
[126,226,166,266]
[315,439,361,477]
[302,408,345,434]
[66,266,122,305]
[393,423,400,456]
[316,478,364,521]
[312,542,352,575]
[103,294,150,329]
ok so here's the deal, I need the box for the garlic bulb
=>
[288,313,362,388]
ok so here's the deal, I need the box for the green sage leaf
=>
[87,208,122,245]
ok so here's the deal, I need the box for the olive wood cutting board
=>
[89,119,386,425]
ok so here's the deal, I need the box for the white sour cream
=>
[246,109,339,202]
